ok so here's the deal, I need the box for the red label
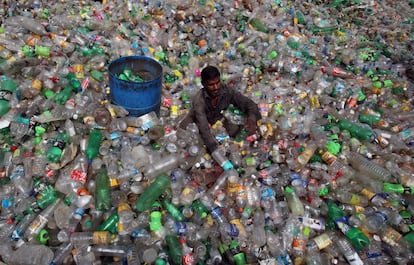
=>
[183,253,194,265]
[71,169,87,184]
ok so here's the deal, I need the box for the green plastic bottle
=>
[95,166,111,211]
[162,199,185,222]
[0,79,17,117]
[98,210,119,234]
[86,129,102,163]
[166,235,183,265]
[383,183,413,194]
[46,132,69,163]
[337,119,374,141]
[136,173,171,212]
[249,18,270,33]
[326,200,370,250]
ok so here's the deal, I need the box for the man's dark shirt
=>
[189,84,261,152]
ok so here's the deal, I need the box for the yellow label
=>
[118,202,131,213]
[349,193,361,205]
[230,218,246,236]
[93,231,110,244]
[360,188,375,200]
[313,233,333,250]
[227,182,240,193]
[31,79,42,91]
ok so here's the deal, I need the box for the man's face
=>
[203,77,221,98]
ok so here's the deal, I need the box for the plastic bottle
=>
[180,180,201,206]
[162,197,186,222]
[211,149,234,171]
[46,131,69,163]
[95,165,111,211]
[335,235,364,265]
[24,198,61,242]
[143,153,188,180]
[285,186,305,216]
[295,141,317,171]
[347,152,392,182]
[70,231,115,245]
[260,186,284,225]
[166,235,183,265]
[136,173,171,212]
[0,76,17,117]
[0,242,54,265]
[86,128,103,163]
[326,200,370,250]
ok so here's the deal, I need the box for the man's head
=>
[201,66,221,98]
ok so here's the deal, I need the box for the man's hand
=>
[245,119,257,135]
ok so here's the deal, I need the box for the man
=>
[179,65,261,153]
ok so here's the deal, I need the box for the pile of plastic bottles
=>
[0,0,414,264]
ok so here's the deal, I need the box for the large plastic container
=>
[108,56,163,117]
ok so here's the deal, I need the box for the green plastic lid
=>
[233,252,247,265]
[326,141,341,155]
[149,211,162,231]
[37,229,49,245]
[285,186,294,194]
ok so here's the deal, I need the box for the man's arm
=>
[230,89,262,125]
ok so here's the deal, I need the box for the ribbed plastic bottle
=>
[347,152,392,182]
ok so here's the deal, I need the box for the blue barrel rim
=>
[108,55,163,85]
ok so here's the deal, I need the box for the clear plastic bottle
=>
[285,186,305,216]
[335,235,364,265]
[24,197,61,242]
[0,242,54,265]
[70,231,115,245]
[347,152,392,182]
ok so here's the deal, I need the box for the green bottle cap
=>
[233,252,247,265]
[268,50,278,59]
[373,81,382,88]
[325,141,341,155]
[319,186,329,196]
[37,229,49,245]
[284,186,294,194]
[383,80,393,87]
[150,211,162,231]
[155,258,167,265]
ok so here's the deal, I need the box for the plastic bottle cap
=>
[284,186,294,194]
[326,141,341,155]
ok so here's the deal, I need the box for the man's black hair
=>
[201,66,220,82]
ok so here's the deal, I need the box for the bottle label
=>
[349,193,361,205]
[292,238,306,251]
[230,218,246,236]
[93,231,110,244]
[71,169,87,184]
[50,138,66,153]
[335,216,350,234]
[312,233,332,249]
[344,252,364,265]
[0,89,12,101]
[297,216,325,230]
[360,188,375,200]
[227,181,240,193]
[174,222,187,236]
[183,253,194,265]
[28,214,48,235]
[381,227,402,247]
